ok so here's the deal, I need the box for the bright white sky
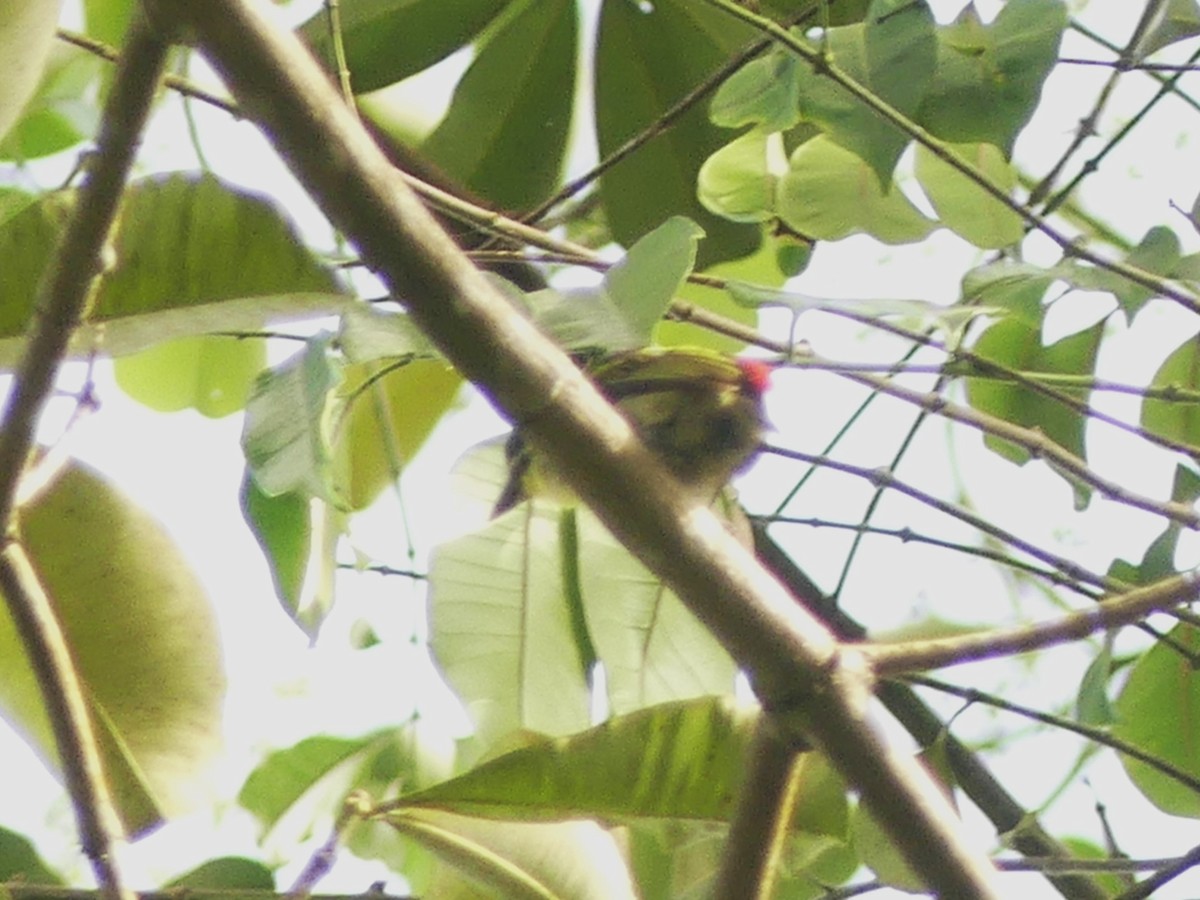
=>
[4,0,1200,897]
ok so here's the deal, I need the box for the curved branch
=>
[0,13,169,900]
[145,0,1001,894]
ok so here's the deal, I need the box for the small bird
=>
[493,346,772,516]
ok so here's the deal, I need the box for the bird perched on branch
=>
[493,346,772,516]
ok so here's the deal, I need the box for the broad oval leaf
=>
[332,358,463,510]
[1113,623,1200,817]
[0,461,224,835]
[915,0,1066,154]
[389,811,637,900]
[114,335,267,419]
[1141,333,1200,449]
[0,173,349,368]
[777,136,934,244]
[601,216,704,343]
[596,0,759,267]
[698,129,787,224]
[709,48,801,133]
[0,0,61,143]
[428,504,594,745]
[421,0,576,211]
[793,0,936,185]
[299,0,507,94]
[965,317,1102,468]
[913,142,1023,249]
[242,337,341,503]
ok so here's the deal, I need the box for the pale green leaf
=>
[113,335,266,419]
[0,462,224,836]
[777,136,934,244]
[913,142,1023,249]
[1113,623,1200,817]
[242,338,342,502]
[1142,333,1200,447]
[698,130,787,224]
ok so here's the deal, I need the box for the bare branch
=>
[867,571,1200,675]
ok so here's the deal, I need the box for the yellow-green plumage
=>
[493,347,770,516]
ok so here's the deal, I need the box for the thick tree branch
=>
[141,0,999,894]
[0,13,169,900]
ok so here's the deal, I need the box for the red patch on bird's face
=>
[736,359,773,396]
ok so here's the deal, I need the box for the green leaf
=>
[240,731,399,832]
[0,174,349,368]
[596,0,759,268]
[1056,837,1134,898]
[242,337,342,503]
[428,501,738,746]
[850,800,924,891]
[428,504,594,745]
[336,304,439,364]
[729,281,990,349]
[332,358,463,510]
[165,858,274,890]
[239,725,453,886]
[1075,642,1114,727]
[298,0,508,94]
[602,216,704,342]
[0,45,102,161]
[657,240,777,352]
[574,511,737,714]
[763,0,870,25]
[709,47,801,132]
[395,699,758,822]
[521,286,645,354]
[422,0,576,211]
[113,335,267,418]
[777,135,934,244]
[0,462,224,836]
[240,476,310,629]
[1113,623,1200,817]
[0,0,61,144]
[966,317,1103,466]
[913,142,1023,249]
[1142,333,1200,448]
[83,0,135,46]
[518,219,708,357]
[960,260,1055,326]
[792,0,936,185]
[1111,466,1200,586]
[0,824,64,884]
[916,0,1066,155]
[698,129,786,224]
[1064,226,1181,321]
[388,811,637,900]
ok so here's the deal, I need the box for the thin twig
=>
[761,514,1103,599]
[57,28,237,115]
[908,675,1200,796]
[865,571,1199,675]
[769,446,1118,592]
[1029,0,1164,207]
